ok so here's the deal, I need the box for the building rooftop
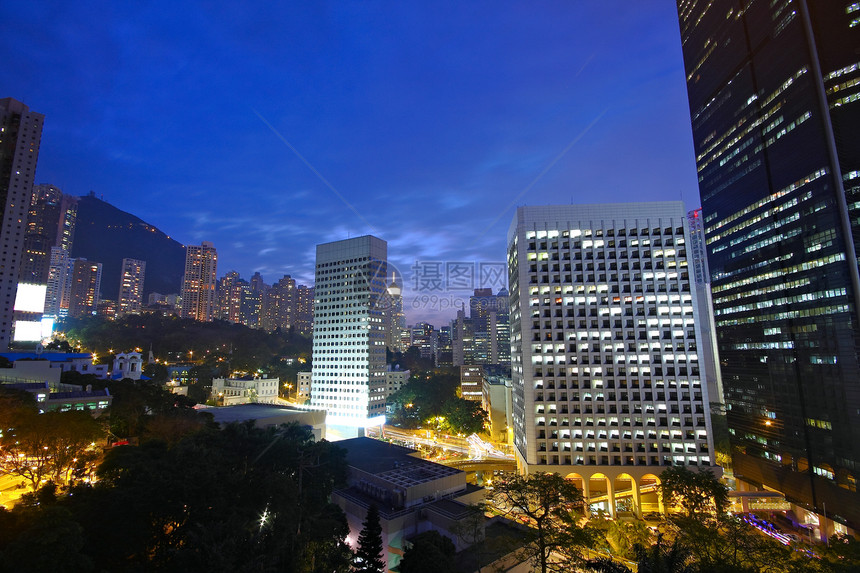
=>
[50,389,110,399]
[338,437,462,485]
[203,403,315,425]
[0,353,93,362]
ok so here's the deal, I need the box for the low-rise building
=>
[333,438,485,571]
[297,371,312,404]
[211,376,279,405]
[111,351,143,380]
[1,380,111,414]
[0,352,110,379]
[384,367,410,399]
[203,403,326,441]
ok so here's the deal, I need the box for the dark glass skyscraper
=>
[678,1,860,531]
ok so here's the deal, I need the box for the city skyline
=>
[1,2,700,323]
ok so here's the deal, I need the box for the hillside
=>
[70,193,186,301]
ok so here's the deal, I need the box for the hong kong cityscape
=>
[1,2,860,572]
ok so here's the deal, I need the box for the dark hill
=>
[70,193,185,301]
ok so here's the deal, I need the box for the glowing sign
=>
[14,283,47,313]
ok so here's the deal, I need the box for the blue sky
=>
[1,1,699,325]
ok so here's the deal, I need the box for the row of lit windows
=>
[534,454,711,467]
[696,66,807,171]
[714,252,845,294]
[716,303,849,327]
[709,189,810,248]
[716,288,846,316]
[706,168,825,235]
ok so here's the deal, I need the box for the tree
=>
[451,503,488,572]
[353,505,384,573]
[634,533,694,573]
[604,519,654,560]
[399,530,457,573]
[659,466,728,518]
[441,398,487,435]
[0,409,102,489]
[491,471,597,573]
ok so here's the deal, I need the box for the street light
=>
[284,383,293,402]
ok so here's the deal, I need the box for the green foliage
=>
[0,422,352,572]
[659,466,728,518]
[57,314,311,376]
[353,505,385,573]
[604,519,654,560]
[440,397,487,435]
[491,471,598,573]
[142,362,169,383]
[387,369,460,428]
[634,533,694,573]
[399,530,457,573]
[102,379,200,439]
[0,409,102,489]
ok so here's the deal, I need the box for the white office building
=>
[508,203,717,517]
[311,236,389,438]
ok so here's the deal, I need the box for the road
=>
[366,425,515,462]
[0,473,30,508]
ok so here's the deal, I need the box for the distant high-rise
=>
[0,98,44,349]
[311,235,388,438]
[117,258,146,316]
[383,273,406,352]
[19,185,78,285]
[261,274,296,332]
[180,241,218,321]
[410,322,437,360]
[217,271,243,323]
[470,288,510,364]
[44,247,72,318]
[68,259,102,318]
[678,0,860,531]
[508,203,716,515]
[452,288,510,366]
[294,284,314,335]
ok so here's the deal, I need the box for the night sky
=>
[2,2,699,325]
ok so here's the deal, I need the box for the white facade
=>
[297,371,312,404]
[384,368,410,398]
[311,236,388,436]
[112,351,143,380]
[508,203,716,484]
[211,377,279,405]
[0,99,44,350]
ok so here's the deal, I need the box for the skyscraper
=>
[117,258,146,316]
[19,185,77,285]
[180,241,218,321]
[383,273,406,352]
[311,235,388,438]
[452,288,511,366]
[217,270,243,323]
[261,274,296,332]
[44,247,72,318]
[678,1,860,531]
[508,203,716,516]
[0,98,44,349]
[68,259,102,318]
[294,284,314,335]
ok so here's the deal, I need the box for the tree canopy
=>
[491,471,598,573]
[659,466,728,519]
[0,422,352,572]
